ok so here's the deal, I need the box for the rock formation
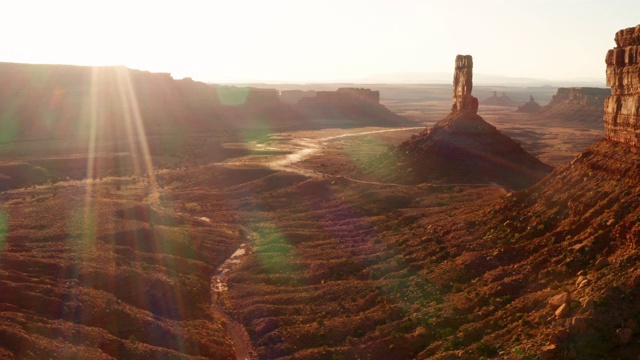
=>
[549,87,611,107]
[451,55,478,114]
[540,87,609,128]
[295,87,406,126]
[300,88,381,106]
[517,95,542,113]
[604,25,640,146]
[482,91,519,107]
[385,55,552,190]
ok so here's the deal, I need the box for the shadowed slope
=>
[392,112,553,189]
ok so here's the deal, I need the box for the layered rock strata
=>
[451,55,478,114]
[605,25,640,146]
[541,87,609,128]
[549,87,610,107]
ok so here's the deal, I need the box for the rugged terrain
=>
[0,24,636,360]
[370,55,552,190]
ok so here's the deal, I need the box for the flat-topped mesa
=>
[451,55,478,114]
[604,25,640,146]
[549,87,611,107]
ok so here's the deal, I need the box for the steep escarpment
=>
[296,87,407,127]
[540,87,610,128]
[604,25,640,145]
[0,63,406,146]
[385,55,552,190]
[463,23,640,359]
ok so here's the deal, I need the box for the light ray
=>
[115,67,159,202]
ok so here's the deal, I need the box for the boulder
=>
[548,292,571,310]
[555,303,570,319]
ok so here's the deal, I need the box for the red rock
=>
[604,25,640,147]
[581,297,595,311]
[569,316,588,335]
[550,329,570,345]
[451,55,478,114]
[555,303,570,319]
[595,257,609,270]
[540,344,559,360]
[548,292,571,310]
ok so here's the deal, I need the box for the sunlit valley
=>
[4,2,640,359]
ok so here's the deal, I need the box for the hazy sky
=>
[1,0,638,83]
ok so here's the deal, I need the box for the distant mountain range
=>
[357,72,606,87]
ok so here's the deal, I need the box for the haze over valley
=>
[2,2,640,359]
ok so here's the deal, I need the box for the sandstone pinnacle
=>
[451,54,478,114]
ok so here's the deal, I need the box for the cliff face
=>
[548,87,611,107]
[0,63,408,151]
[295,87,406,126]
[300,88,380,106]
[604,25,640,146]
[540,87,609,128]
[470,24,640,359]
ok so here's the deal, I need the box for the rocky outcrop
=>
[482,91,519,107]
[451,55,478,114]
[295,87,406,126]
[385,55,552,190]
[549,88,610,107]
[517,95,542,113]
[540,87,609,128]
[605,25,640,146]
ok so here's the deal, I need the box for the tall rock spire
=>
[451,55,478,114]
[604,25,640,146]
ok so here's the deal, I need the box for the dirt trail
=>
[200,127,511,358]
[235,126,512,193]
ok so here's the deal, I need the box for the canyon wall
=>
[451,55,478,114]
[541,87,609,128]
[548,87,610,107]
[301,87,381,106]
[604,25,640,146]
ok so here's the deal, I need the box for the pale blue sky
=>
[0,0,638,83]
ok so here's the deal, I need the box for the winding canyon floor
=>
[0,106,609,359]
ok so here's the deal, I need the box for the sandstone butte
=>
[605,24,640,146]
